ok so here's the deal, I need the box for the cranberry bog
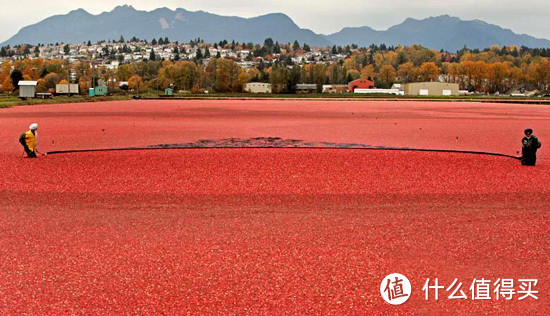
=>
[0,100,548,314]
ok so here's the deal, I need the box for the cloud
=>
[0,0,548,43]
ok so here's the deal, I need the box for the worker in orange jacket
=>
[19,123,42,158]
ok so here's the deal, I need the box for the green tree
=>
[311,64,327,92]
[264,38,274,48]
[195,48,203,60]
[403,45,437,67]
[293,40,300,51]
[208,58,242,92]
[116,64,134,81]
[273,42,281,54]
[397,51,407,64]
[270,63,289,93]
[10,69,23,90]
[287,65,301,94]
[159,61,199,91]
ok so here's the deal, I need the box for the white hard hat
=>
[29,123,38,131]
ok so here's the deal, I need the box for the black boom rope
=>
[45,146,521,160]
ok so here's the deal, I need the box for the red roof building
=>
[348,79,375,92]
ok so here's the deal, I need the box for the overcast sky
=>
[1,0,549,43]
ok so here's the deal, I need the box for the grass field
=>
[0,95,131,108]
[0,99,548,314]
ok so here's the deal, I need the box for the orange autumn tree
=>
[128,75,146,93]
[36,79,47,92]
[2,77,14,92]
[397,62,417,83]
[247,67,260,81]
[79,77,91,93]
[361,65,376,81]
[459,60,489,91]
[419,62,440,82]
[158,61,199,91]
[0,60,11,84]
[237,71,248,92]
[44,73,61,90]
[346,69,361,81]
[488,62,511,93]
[378,65,396,85]
[527,59,550,91]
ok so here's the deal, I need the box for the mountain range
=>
[2,5,550,51]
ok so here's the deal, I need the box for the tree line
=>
[1,44,549,94]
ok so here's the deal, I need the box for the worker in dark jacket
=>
[19,123,41,158]
[521,128,541,166]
